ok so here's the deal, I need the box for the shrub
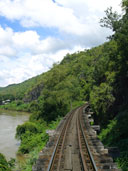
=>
[16,122,39,140]
[0,153,11,171]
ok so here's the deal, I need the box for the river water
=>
[0,109,29,160]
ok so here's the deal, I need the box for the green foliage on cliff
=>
[99,110,128,170]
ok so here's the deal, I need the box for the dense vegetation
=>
[0,75,42,100]
[0,153,15,171]
[0,0,128,170]
[15,118,61,170]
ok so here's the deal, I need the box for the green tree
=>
[16,122,39,140]
[90,83,115,124]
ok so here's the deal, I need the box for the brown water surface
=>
[0,109,29,160]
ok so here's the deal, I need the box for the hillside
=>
[0,1,128,170]
[0,75,43,100]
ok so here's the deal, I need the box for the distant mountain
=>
[0,75,42,99]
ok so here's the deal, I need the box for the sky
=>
[0,0,122,87]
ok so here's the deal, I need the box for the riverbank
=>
[0,101,29,112]
[0,103,64,170]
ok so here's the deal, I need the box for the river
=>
[0,109,29,160]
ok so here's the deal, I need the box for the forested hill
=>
[0,75,43,100]
[0,0,128,169]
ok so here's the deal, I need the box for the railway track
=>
[47,108,76,171]
[47,105,119,171]
[77,107,97,171]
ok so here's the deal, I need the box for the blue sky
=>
[0,0,122,87]
[0,15,60,39]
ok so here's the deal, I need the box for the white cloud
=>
[0,26,69,57]
[55,0,122,14]
[0,27,13,45]
[0,0,122,36]
[0,0,122,41]
[0,0,86,35]
[12,31,40,49]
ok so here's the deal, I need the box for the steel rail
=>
[78,107,98,171]
[47,109,75,171]
[77,117,88,171]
